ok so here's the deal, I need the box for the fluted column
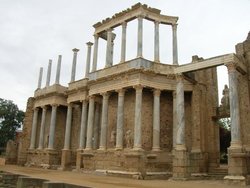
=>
[133,85,143,150]
[116,89,125,150]
[46,59,52,87]
[154,21,160,63]
[71,48,79,82]
[152,89,161,151]
[99,92,110,150]
[176,74,185,149]
[38,106,47,149]
[47,105,57,149]
[29,108,39,149]
[63,104,73,150]
[172,91,177,149]
[226,63,242,148]
[172,24,178,65]
[105,29,113,68]
[137,16,143,58]
[85,42,93,78]
[79,100,88,149]
[85,96,95,150]
[55,55,62,84]
[37,67,43,89]
[92,34,99,72]
[120,22,127,63]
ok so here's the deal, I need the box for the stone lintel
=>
[93,3,178,35]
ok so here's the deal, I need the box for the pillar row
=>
[152,89,161,151]
[48,104,57,150]
[29,108,39,149]
[116,89,125,150]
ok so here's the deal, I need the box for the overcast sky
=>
[0,0,249,111]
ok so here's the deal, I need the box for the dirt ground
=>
[0,165,247,188]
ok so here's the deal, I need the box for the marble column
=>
[227,63,242,148]
[48,105,57,149]
[137,16,143,58]
[71,48,79,82]
[176,74,185,149]
[172,24,178,65]
[105,29,113,68]
[46,59,52,87]
[37,67,43,89]
[93,103,100,149]
[55,55,62,84]
[85,96,95,150]
[99,92,110,150]
[63,104,73,150]
[152,89,161,151]
[154,21,160,63]
[172,91,177,149]
[120,22,127,63]
[79,100,88,150]
[85,42,93,78]
[38,106,47,149]
[116,89,125,150]
[133,85,143,150]
[92,34,99,72]
[29,108,39,149]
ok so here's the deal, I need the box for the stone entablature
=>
[93,3,178,36]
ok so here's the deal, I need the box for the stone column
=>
[63,104,73,150]
[176,74,185,149]
[71,48,79,82]
[92,34,99,72]
[120,22,127,63]
[172,91,177,149]
[172,24,178,65]
[55,55,62,84]
[152,89,161,151]
[133,85,143,150]
[85,42,93,78]
[46,59,52,87]
[38,106,47,149]
[85,96,95,150]
[99,92,110,150]
[29,108,39,149]
[154,21,160,63]
[47,104,57,150]
[227,63,241,148]
[79,100,88,149]
[93,103,100,149]
[137,16,143,58]
[105,29,113,68]
[116,89,125,150]
[37,67,43,89]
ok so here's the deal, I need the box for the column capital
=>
[86,42,93,47]
[137,15,145,19]
[93,34,99,39]
[175,73,184,81]
[116,89,126,97]
[106,28,113,32]
[225,62,237,73]
[51,104,59,107]
[88,95,96,100]
[100,92,110,99]
[72,48,79,53]
[41,105,48,110]
[153,89,161,97]
[172,23,178,30]
[154,20,160,25]
[122,22,127,28]
[133,85,143,91]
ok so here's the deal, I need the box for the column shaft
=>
[116,89,125,149]
[64,104,73,150]
[38,107,47,149]
[154,21,160,63]
[105,29,113,68]
[176,75,185,148]
[93,103,100,149]
[133,85,143,149]
[29,108,39,149]
[172,24,178,65]
[55,55,62,84]
[46,59,52,87]
[172,91,177,149]
[71,48,79,82]
[85,42,93,78]
[99,93,110,150]
[92,35,99,72]
[152,89,161,151]
[37,67,43,89]
[85,96,95,150]
[48,105,57,149]
[120,22,127,63]
[79,100,88,149]
[137,16,143,57]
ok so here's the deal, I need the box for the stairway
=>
[208,165,228,180]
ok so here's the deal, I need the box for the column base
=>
[60,149,72,171]
[224,175,248,186]
[115,147,123,151]
[152,147,161,152]
[133,147,144,152]
[76,149,84,171]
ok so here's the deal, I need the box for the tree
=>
[0,98,24,148]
